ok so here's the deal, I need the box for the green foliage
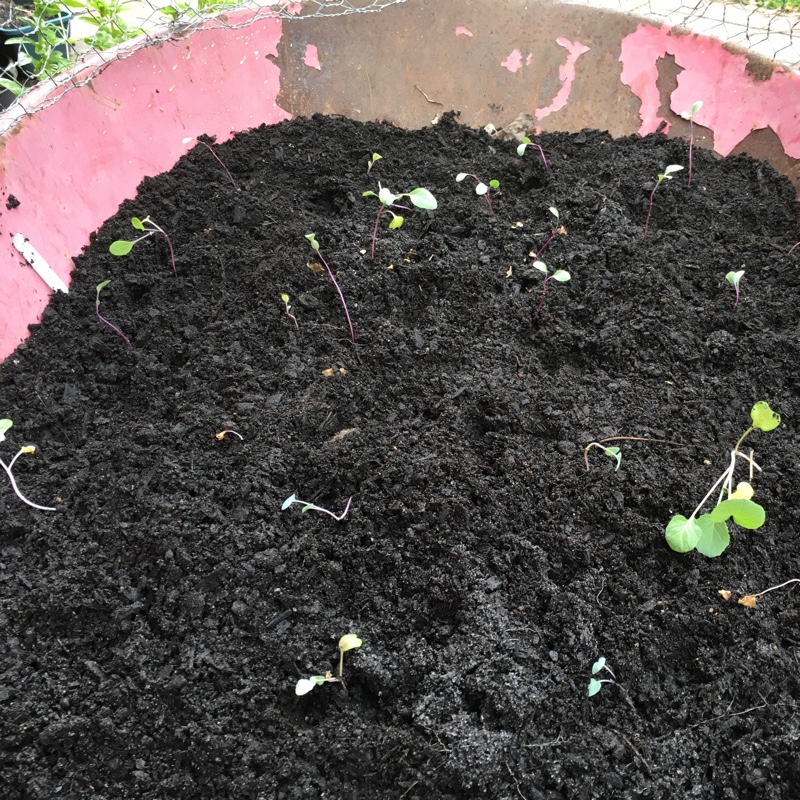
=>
[665,402,781,557]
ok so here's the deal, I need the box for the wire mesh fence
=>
[0,0,797,128]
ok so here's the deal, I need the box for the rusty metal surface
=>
[276,0,800,190]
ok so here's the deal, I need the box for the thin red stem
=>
[534,276,549,319]
[643,184,659,244]
[197,141,238,189]
[370,206,384,259]
[316,249,356,343]
[536,230,557,258]
[688,120,695,187]
[96,306,132,347]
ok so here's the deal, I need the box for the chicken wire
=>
[561,0,800,69]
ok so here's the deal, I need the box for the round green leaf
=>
[587,679,602,697]
[389,215,405,230]
[551,270,571,283]
[694,517,730,558]
[750,401,780,432]
[109,240,134,256]
[0,418,12,440]
[407,187,437,210]
[709,499,765,530]
[131,217,145,230]
[455,173,467,182]
[475,182,488,195]
[489,180,500,189]
[281,494,297,510]
[665,514,702,552]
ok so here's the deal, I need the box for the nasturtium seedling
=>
[665,401,781,557]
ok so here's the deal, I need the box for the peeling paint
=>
[304,44,321,70]
[455,26,473,37]
[536,38,590,121]
[501,49,524,73]
[620,23,800,158]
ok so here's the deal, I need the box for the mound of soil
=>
[1,113,800,799]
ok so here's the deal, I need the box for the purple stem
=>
[534,276,549,320]
[535,230,557,258]
[789,241,800,255]
[197,141,238,189]
[688,120,695,187]
[732,287,740,311]
[484,193,494,213]
[96,306,132,347]
[532,142,549,171]
[370,206,384,259]
[643,184,659,244]
[315,248,356,343]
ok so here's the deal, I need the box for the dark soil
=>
[2,113,800,800]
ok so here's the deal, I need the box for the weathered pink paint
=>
[536,37,590,121]
[455,26,473,37]
[304,44,321,70]
[0,14,290,362]
[620,23,800,158]
[501,49,524,73]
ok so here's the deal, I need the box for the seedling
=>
[95,280,132,347]
[455,173,500,213]
[665,401,781,557]
[110,216,177,277]
[738,578,800,608]
[725,269,744,310]
[0,419,56,512]
[282,492,353,521]
[531,260,570,319]
[215,429,243,440]
[534,207,567,258]
[587,657,616,697]
[681,100,703,186]
[516,136,549,170]
[643,165,683,243]
[182,136,238,189]
[305,234,355,343]
[584,443,622,472]
[295,633,363,695]
[367,152,382,174]
[361,183,437,259]
[281,293,299,329]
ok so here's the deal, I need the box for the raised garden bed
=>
[1,113,799,798]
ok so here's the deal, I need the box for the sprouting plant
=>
[215,429,243,440]
[305,234,355,343]
[532,260,570,319]
[0,419,56,512]
[533,207,567,258]
[281,293,299,329]
[282,492,353,521]
[584,443,622,472]
[643,165,683,244]
[455,173,500,213]
[182,136,238,189]
[587,657,616,697]
[295,634,363,695]
[681,100,703,187]
[95,280,132,347]
[516,136,549,170]
[367,152,382,174]
[725,269,744,310]
[665,401,781,557]
[738,578,800,608]
[361,183,437,259]
[110,216,177,277]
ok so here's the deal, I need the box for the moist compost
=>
[2,113,800,799]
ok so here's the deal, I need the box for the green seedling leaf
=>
[532,260,548,274]
[587,679,602,697]
[455,173,467,182]
[750,401,780,432]
[281,493,297,510]
[725,270,744,287]
[109,240,135,256]
[591,657,606,675]
[131,217,146,231]
[551,270,571,283]
[489,179,500,189]
[694,516,730,558]
[475,182,489,195]
[389,215,405,230]
[0,418,11,441]
[339,634,362,653]
[709,499,765,529]
[661,165,683,180]
[295,676,326,696]
[665,514,703,552]
[96,279,111,293]
[407,187,437,210]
